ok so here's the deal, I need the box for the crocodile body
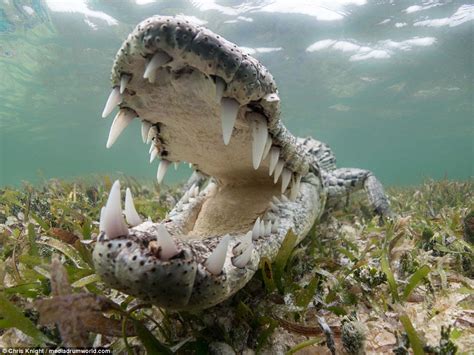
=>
[93,16,391,310]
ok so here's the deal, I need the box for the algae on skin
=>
[0,178,473,353]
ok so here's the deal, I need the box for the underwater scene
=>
[0,0,473,353]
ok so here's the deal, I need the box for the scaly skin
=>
[93,16,391,310]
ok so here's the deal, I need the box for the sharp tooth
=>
[260,219,266,237]
[281,195,290,203]
[188,162,193,169]
[193,185,199,197]
[156,224,179,260]
[262,136,272,160]
[143,51,171,83]
[290,175,302,201]
[252,217,261,240]
[233,231,253,255]
[205,235,230,275]
[250,114,268,170]
[124,188,142,226]
[269,202,278,211]
[148,143,155,154]
[233,243,253,268]
[102,87,122,118]
[174,162,179,170]
[146,126,156,144]
[271,219,279,233]
[265,221,272,236]
[156,159,170,184]
[215,77,226,101]
[220,98,240,145]
[106,110,135,148]
[99,207,106,231]
[272,196,281,204]
[102,180,128,238]
[273,160,284,183]
[120,75,131,94]
[269,147,280,175]
[281,168,292,193]
[141,121,152,143]
[150,147,158,163]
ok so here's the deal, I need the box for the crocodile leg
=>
[323,168,392,217]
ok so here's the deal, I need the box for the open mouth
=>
[93,16,323,310]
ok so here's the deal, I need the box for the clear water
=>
[0,0,472,187]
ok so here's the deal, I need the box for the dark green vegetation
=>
[0,178,472,353]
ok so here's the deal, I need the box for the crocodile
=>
[93,15,392,311]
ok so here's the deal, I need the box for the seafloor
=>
[0,178,472,354]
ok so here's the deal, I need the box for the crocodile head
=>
[93,16,325,310]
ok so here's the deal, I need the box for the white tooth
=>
[146,126,157,144]
[265,221,272,236]
[281,168,292,193]
[148,143,155,154]
[106,110,135,148]
[281,195,290,202]
[252,217,261,240]
[269,147,280,176]
[99,207,106,231]
[141,121,152,143]
[215,77,226,101]
[271,219,279,233]
[182,190,190,204]
[143,51,171,83]
[149,147,158,163]
[156,224,179,260]
[273,160,284,183]
[220,98,240,145]
[269,202,278,211]
[234,231,253,255]
[272,196,281,205]
[290,175,302,201]
[188,163,193,169]
[260,219,266,237]
[124,188,142,226]
[156,159,170,184]
[233,243,253,268]
[103,180,128,238]
[120,75,131,94]
[193,185,199,197]
[174,162,179,170]
[250,113,268,169]
[102,87,122,118]
[262,136,272,160]
[205,235,230,275]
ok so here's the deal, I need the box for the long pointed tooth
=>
[271,219,279,233]
[99,207,106,231]
[269,147,280,175]
[148,143,155,154]
[251,114,268,170]
[156,159,170,184]
[103,180,128,238]
[290,175,302,201]
[281,194,290,202]
[102,87,122,118]
[265,221,272,236]
[146,126,157,144]
[220,98,240,145]
[252,217,261,240]
[143,52,171,83]
[273,160,285,183]
[233,243,253,268]
[260,219,266,237]
[141,121,152,143]
[272,196,281,205]
[106,110,135,148]
[149,147,158,163]
[215,77,226,101]
[120,75,131,94]
[269,202,278,211]
[156,224,179,260]
[262,137,272,160]
[281,168,292,193]
[233,231,253,255]
[124,188,142,226]
[174,162,179,170]
[205,235,230,275]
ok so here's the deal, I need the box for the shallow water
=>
[0,0,472,187]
